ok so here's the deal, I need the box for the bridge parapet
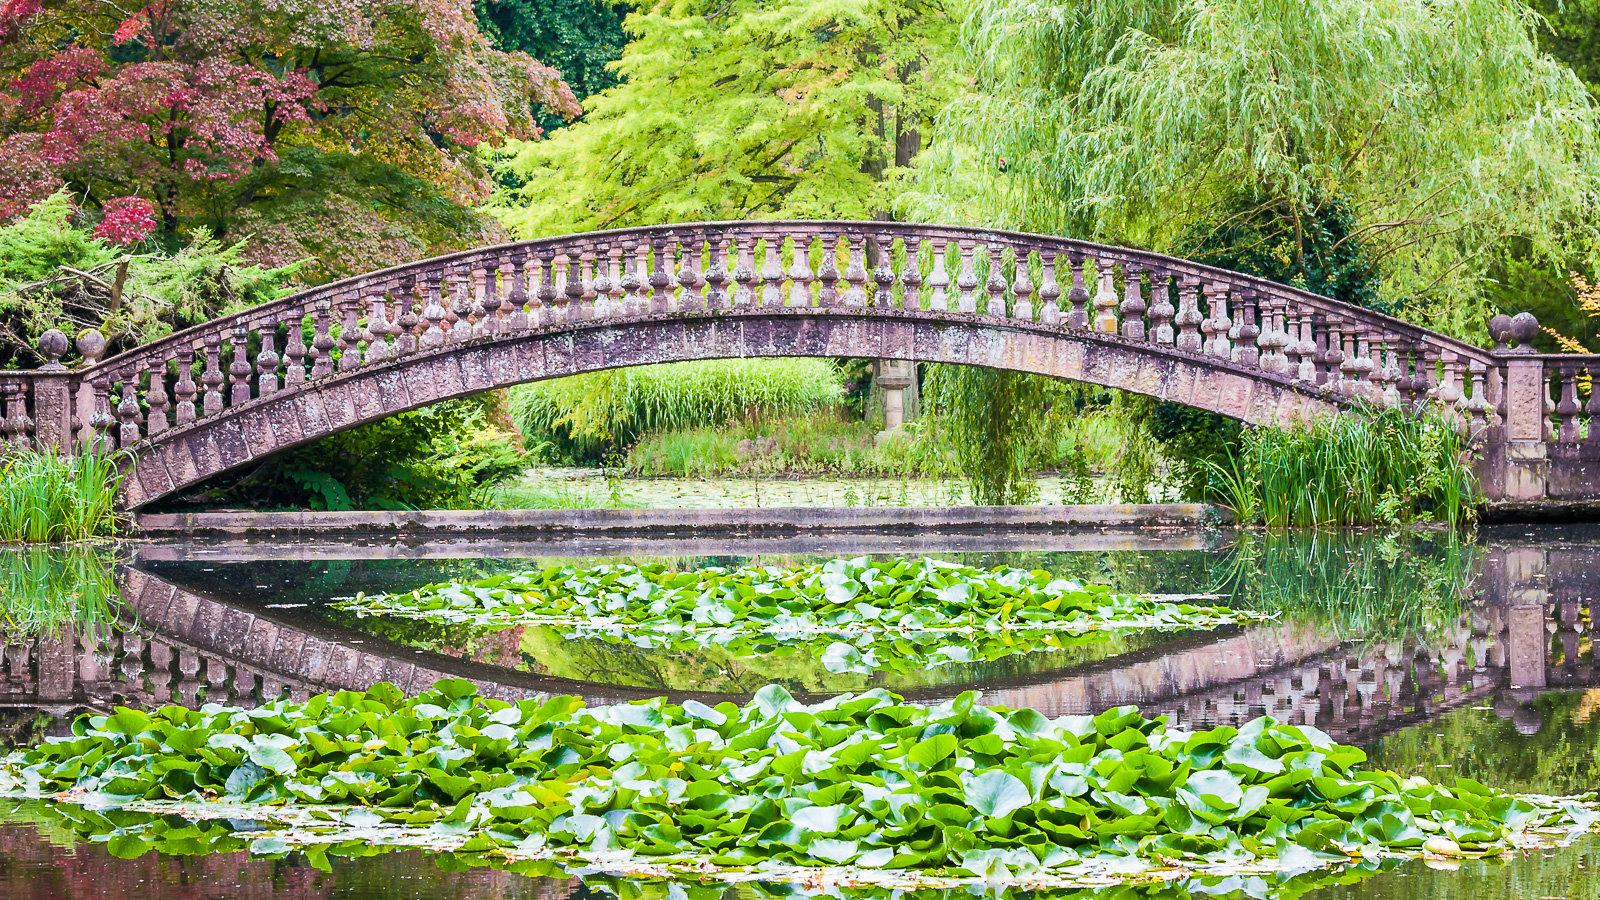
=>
[0,221,1557,505]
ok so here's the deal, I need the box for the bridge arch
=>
[0,221,1504,510]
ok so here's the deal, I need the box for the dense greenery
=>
[0,448,123,542]
[4,682,1589,881]
[1209,407,1478,527]
[474,0,631,117]
[0,545,119,636]
[0,193,298,367]
[334,557,1265,675]
[171,394,533,511]
[511,359,843,462]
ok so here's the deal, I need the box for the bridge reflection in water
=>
[1,529,1598,900]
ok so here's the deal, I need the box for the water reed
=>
[0,448,124,542]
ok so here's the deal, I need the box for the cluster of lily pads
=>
[4,680,1595,889]
[333,557,1269,675]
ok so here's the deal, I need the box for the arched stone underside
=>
[119,309,1342,508]
[0,220,1523,510]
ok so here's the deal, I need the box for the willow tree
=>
[487,0,954,235]
[908,0,1600,339]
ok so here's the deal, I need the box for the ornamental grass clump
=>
[4,682,1593,886]
[0,447,124,542]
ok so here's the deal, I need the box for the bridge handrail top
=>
[70,219,1494,377]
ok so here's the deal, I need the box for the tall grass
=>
[1208,407,1478,527]
[0,448,124,542]
[510,359,844,459]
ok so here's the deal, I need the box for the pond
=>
[0,525,1597,899]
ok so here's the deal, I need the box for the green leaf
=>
[908,734,958,768]
[963,770,1031,819]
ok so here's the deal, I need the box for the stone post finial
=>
[1508,312,1539,353]
[1488,314,1514,353]
[76,329,106,366]
[39,329,69,370]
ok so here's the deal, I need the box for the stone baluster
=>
[228,324,252,405]
[450,275,476,340]
[143,359,169,435]
[200,331,225,416]
[1466,360,1490,439]
[1038,251,1062,326]
[955,241,978,314]
[647,238,675,314]
[1092,260,1118,333]
[901,238,923,311]
[363,295,390,364]
[704,240,731,311]
[1585,364,1600,444]
[1174,277,1203,352]
[1418,346,1441,406]
[844,236,871,307]
[1257,296,1285,374]
[1204,283,1231,358]
[730,237,755,308]
[984,246,1008,317]
[1281,306,1303,378]
[759,238,785,307]
[394,281,420,354]
[0,382,21,448]
[1322,316,1344,391]
[926,241,950,311]
[1010,249,1035,321]
[419,274,446,348]
[115,375,141,446]
[507,252,533,329]
[1063,255,1089,329]
[1338,329,1363,399]
[1350,333,1374,401]
[173,344,197,424]
[1297,309,1321,383]
[1234,291,1259,367]
[472,265,496,336]
[1379,341,1403,406]
[622,244,648,314]
[1120,264,1147,340]
[576,251,597,320]
[788,237,814,307]
[591,248,618,318]
[557,254,580,323]
[337,298,362,371]
[87,374,115,452]
[678,238,707,311]
[874,233,898,308]
[1147,271,1174,344]
[808,234,834,306]
[1437,350,1464,426]
[255,325,280,397]
[284,306,308,387]
[1556,362,1582,442]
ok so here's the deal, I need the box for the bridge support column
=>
[1477,317,1550,501]
[874,359,916,435]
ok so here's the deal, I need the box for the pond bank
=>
[133,502,1222,537]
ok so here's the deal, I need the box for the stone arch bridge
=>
[0,221,1576,509]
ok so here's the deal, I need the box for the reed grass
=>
[0,447,124,542]
[1208,406,1478,527]
[510,359,843,459]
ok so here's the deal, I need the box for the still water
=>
[1,525,1597,899]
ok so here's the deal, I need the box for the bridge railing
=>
[0,221,1534,455]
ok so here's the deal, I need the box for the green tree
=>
[474,0,631,122]
[488,0,954,235]
[908,0,1600,342]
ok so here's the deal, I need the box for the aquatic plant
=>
[334,557,1267,676]
[0,447,124,542]
[1208,407,1478,527]
[4,682,1595,889]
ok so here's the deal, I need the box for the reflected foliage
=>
[0,545,120,639]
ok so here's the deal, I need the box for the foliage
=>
[1207,407,1478,528]
[915,367,1076,505]
[474,0,631,124]
[511,359,843,462]
[488,0,954,235]
[335,556,1266,675]
[1,0,579,279]
[174,394,533,511]
[5,681,1588,882]
[0,192,299,366]
[908,0,1600,342]
[625,414,911,477]
[0,448,124,542]
[1143,403,1244,503]
[0,544,120,637]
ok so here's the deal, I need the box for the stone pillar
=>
[1481,312,1549,500]
[874,359,915,433]
[31,330,77,454]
